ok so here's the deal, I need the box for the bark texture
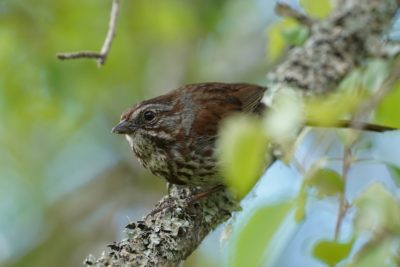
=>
[86,0,399,266]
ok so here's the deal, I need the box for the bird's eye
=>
[143,110,156,122]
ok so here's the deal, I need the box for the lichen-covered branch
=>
[268,0,398,94]
[85,185,238,267]
[86,0,399,266]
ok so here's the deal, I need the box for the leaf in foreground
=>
[229,202,292,267]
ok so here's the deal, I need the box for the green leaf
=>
[305,90,365,127]
[362,59,390,92]
[282,25,309,46]
[353,183,400,235]
[374,81,400,128]
[338,69,364,91]
[387,164,400,187]
[229,202,292,267]
[313,239,354,266]
[263,88,304,147]
[267,18,298,62]
[218,115,269,199]
[306,168,344,198]
[300,0,332,19]
[346,239,397,267]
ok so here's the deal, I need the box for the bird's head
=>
[112,94,180,149]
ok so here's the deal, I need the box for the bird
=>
[112,82,266,187]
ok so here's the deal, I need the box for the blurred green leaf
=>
[219,115,269,199]
[305,91,365,127]
[306,168,344,199]
[267,18,298,62]
[282,25,309,46]
[362,59,390,92]
[300,0,332,19]
[346,239,397,267]
[375,81,400,128]
[338,69,364,91]
[306,67,370,130]
[263,89,304,150]
[387,164,400,187]
[339,58,390,94]
[353,183,400,234]
[313,239,354,266]
[230,202,292,267]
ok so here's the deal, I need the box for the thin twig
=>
[334,59,400,240]
[57,51,104,60]
[275,2,314,28]
[98,0,120,65]
[334,146,351,241]
[305,120,398,133]
[56,0,120,67]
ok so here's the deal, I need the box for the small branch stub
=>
[275,2,315,28]
[57,51,104,60]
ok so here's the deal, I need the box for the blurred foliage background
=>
[1,0,400,266]
[0,0,273,266]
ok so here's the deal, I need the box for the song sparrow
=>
[112,82,266,187]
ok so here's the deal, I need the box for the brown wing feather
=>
[185,82,266,138]
[230,83,266,113]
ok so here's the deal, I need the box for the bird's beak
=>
[111,120,135,134]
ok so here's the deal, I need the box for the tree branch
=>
[268,0,398,94]
[85,185,238,267]
[57,0,120,67]
[86,0,399,266]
